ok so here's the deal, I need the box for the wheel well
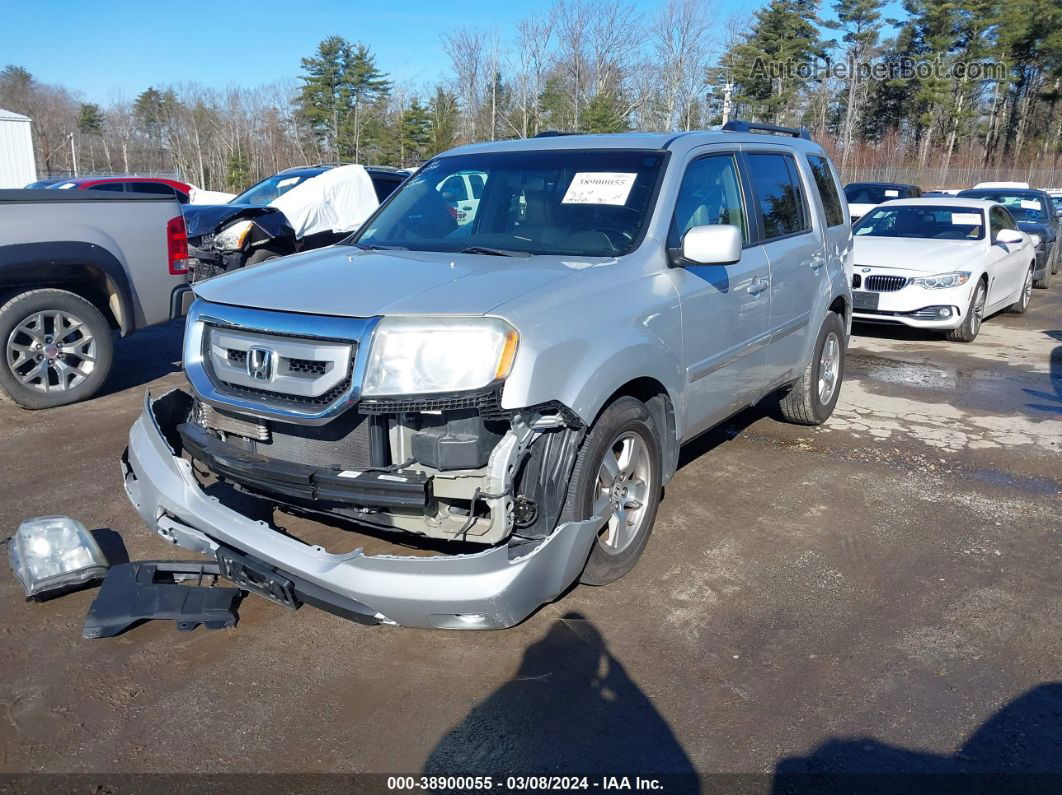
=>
[599,377,679,483]
[2,270,123,332]
[828,294,849,323]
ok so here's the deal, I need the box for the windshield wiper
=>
[354,243,408,251]
[458,245,531,257]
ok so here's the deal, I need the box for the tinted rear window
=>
[746,153,809,240]
[807,155,845,227]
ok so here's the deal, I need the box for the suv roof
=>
[846,181,919,189]
[445,123,826,159]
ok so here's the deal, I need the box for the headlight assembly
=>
[362,317,519,396]
[214,219,255,251]
[911,271,971,289]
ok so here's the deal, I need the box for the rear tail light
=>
[167,215,189,275]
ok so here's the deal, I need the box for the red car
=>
[46,176,192,203]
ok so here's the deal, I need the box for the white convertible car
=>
[851,198,1039,342]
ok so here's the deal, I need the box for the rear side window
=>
[86,182,126,193]
[807,155,845,227]
[746,153,809,240]
[126,182,178,198]
[371,176,402,203]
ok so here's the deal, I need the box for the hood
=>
[182,203,285,238]
[1015,220,1053,242]
[848,202,878,219]
[191,246,585,317]
[852,236,983,273]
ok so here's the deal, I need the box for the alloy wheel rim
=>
[818,331,840,405]
[592,431,652,554]
[972,283,986,333]
[5,310,97,393]
[1023,271,1032,306]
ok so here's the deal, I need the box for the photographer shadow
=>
[423,612,697,783]
[773,682,1062,794]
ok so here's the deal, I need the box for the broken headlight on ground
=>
[8,516,109,599]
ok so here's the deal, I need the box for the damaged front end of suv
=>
[123,300,603,629]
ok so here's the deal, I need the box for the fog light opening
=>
[938,307,952,318]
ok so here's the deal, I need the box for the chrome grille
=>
[184,300,378,426]
[204,326,354,411]
[865,275,908,292]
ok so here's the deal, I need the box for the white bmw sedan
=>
[851,198,1039,342]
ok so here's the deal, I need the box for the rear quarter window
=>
[806,155,845,227]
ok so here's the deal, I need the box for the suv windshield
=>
[853,205,985,240]
[352,150,666,257]
[844,184,908,204]
[231,171,322,206]
[958,191,1048,222]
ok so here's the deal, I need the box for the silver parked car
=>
[123,121,853,629]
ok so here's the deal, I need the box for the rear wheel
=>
[561,396,662,586]
[1033,266,1050,290]
[946,279,987,342]
[0,289,114,409]
[777,311,845,425]
[1007,266,1033,314]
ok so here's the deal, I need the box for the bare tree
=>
[650,0,713,131]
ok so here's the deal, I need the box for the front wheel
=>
[561,396,663,586]
[946,279,987,342]
[0,289,114,409]
[776,311,846,425]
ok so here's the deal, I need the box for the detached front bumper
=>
[122,390,601,630]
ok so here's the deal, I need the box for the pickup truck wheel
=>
[776,311,845,425]
[0,289,114,409]
[561,396,662,586]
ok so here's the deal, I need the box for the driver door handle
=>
[748,276,770,296]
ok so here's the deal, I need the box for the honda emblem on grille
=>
[246,347,275,381]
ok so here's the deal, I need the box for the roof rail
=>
[534,130,579,138]
[722,120,811,140]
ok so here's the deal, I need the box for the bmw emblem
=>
[861,267,871,273]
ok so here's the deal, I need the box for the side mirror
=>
[995,228,1024,245]
[680,224,742,265]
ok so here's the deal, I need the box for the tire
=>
[1051,244,1058,276]
[1006,266,1034,314]
[560,396,663,586]
[0,289,114,409]
[776,311,846,425]
[1033,267,1050,290]
[946,279,987,343]
[245,247,285,267]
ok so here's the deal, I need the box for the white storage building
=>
[0,109,37,188]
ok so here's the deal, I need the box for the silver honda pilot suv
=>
[123,121,853,629]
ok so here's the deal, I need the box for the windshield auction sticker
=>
[562,173,637,205]
[951,213,982,226]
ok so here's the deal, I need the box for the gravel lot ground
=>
[1,288,1059,785]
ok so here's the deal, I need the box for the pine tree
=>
[824,0,886,171]
[428,87,459,154]
[726,0,826,124]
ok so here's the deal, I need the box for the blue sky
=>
[2,0,902,103]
